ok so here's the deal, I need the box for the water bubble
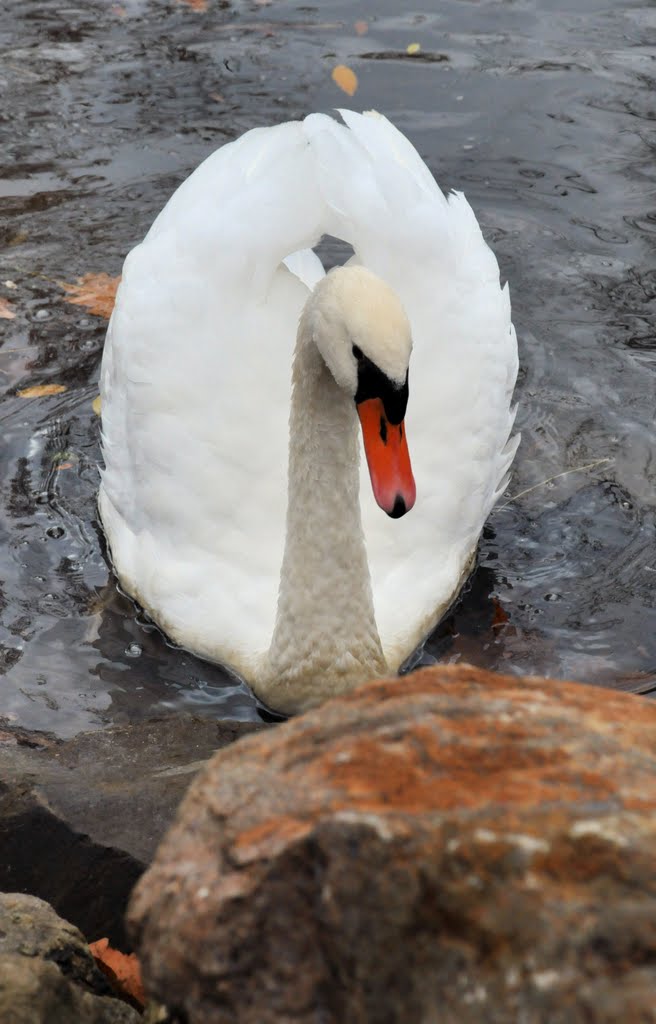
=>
[125,643,142,658]
[544,592,562,602]
[34,309,50,321]
[46,526,65,539]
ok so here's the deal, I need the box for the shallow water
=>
[1,0,655,736]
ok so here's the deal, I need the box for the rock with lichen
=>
[129,665,656,1024]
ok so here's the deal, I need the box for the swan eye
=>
[352,345,364,362]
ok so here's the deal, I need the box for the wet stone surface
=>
[0,716,263,945]
[1,0,656,736]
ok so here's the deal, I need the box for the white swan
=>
[99,109,519,714]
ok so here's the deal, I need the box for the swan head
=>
[303,265,416,518]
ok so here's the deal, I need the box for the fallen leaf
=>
[89,938,145,1009]
[332,64,358,97]
[60,273,120,319]
[0,298,15,319]
[111,3,127,15]
[354,19,368,36]
[8,230,28,247]
[209,92,225,103]
[92,395,102,416]
[406,42,421,55]
[176,0,208,10]
[18,384,67,398]
[492,598,510,630]
[56,461,74,471]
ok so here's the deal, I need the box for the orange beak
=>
[356,397,416,518]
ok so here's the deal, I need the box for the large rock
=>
[129,665,656,1024]
[0,892,139,1022]
[0,715,263,945]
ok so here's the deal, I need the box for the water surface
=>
[1,0,655,736]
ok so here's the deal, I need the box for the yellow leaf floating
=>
[407,42,421,55]
[18,384,67,399]
[92,395,102,416]
[60,273,121,320]
[332,64,358,97]
[0,297,15,320]
[354,20,368,36]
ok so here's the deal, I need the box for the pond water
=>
[1,0,655,737]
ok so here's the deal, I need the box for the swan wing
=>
[100,122,325,675]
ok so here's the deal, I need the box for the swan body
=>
[99,110,519,713]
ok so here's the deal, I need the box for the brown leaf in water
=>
[8,230,28,247]
[89,937,145,1009]
[0,297,16,319]
[177,0,208,10]
[332,64,358,96]
[354,19,368,36]
[492,598,510,630]
[17,384,67,398]
[60,273,120,319]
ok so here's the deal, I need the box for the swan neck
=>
[264,322,386,712]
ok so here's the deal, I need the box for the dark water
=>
[1,0,654,737]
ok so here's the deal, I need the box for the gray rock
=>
[129,665,656,1024]
[0,715,263,945]
[0,892,139,1023]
